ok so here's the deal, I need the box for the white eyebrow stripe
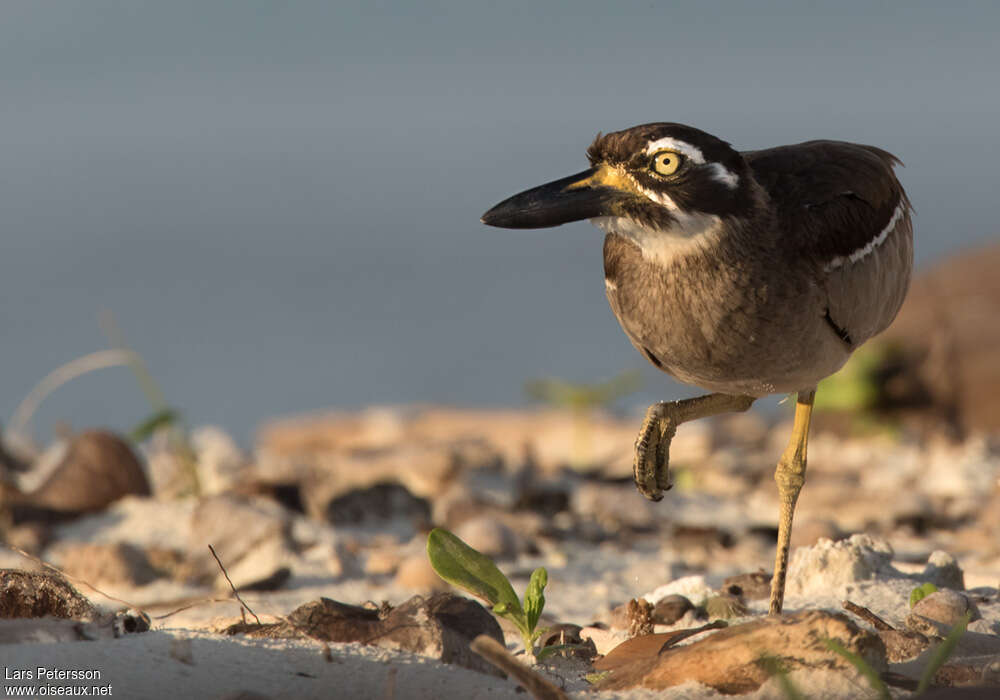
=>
[824,200,907,271]
[644,136,706,164]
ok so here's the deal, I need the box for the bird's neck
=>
[591,213,726,268]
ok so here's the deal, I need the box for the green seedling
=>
[909,582,938,608]
[427,528,548,660]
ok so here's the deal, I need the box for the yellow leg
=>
[769,389,816,616]
[634,393,755,501]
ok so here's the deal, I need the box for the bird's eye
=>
[651,150,683,176]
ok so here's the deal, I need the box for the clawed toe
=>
[633,411,672,501]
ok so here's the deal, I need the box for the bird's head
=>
[481,123,755,237]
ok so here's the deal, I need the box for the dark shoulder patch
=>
[746,141,908,263]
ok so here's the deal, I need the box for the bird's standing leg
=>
[633,393,755,501]
[768,389,816,616]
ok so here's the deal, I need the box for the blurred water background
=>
[2,1,998,444]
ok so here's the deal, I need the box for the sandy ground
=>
[3,408,1000,699]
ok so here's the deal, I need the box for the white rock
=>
[191,426,248,495]
[643,575,715,606]
[786,534,897,597]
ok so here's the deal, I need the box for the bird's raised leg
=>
[633,393,755,501]
[768,389,816,615]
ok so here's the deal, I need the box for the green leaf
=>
[916,611,971,695]
[426,529,524,621]
[909,582,938,608]
[523,567,548,633]
[823,638,889,700]
[129,408,181,442]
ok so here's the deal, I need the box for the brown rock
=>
[53,542,159,587]
[595,610,886,693]
[907,590,981,637]
[394,554,449,592]
[878,628,930,662]
[790,517,845,549]
[723,571,772,601]
[453,515,524,560]
[0,569,96,620]
[3,431,149,515]
[285,593,505,676]
[652,594,695,625]
[875,242,1000,436]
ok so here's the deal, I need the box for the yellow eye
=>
[652,150,683,176]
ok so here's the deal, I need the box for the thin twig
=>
[842,600,894,631]
[208,544,261,624]
[151,598,240,620]
[657,619,729,654]
[470,635,568,700]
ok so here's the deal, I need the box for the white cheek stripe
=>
[644,136,706,164]
[707,162,739,189]
[824,200,907,271]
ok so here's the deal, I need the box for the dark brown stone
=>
[228,593,505,677]
[0,569,96,620]
[652,594,694,625]
[8,431,150,515]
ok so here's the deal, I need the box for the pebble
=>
[453,515,523,560]
[906,590,981,636]
[652,594,695,624]
[52,542,159,587]
[394,553,449,592]
[920,550,965,590]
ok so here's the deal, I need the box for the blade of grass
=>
[823,638,889,700]
[758,654,805,700]
[916,612,971,695]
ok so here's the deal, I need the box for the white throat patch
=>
[591,214,722,267]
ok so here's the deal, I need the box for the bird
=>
[481,122,912,615]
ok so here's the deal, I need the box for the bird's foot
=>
[632,394,756,503]
[633,403,677,501]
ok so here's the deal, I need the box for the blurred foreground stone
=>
[227,593,505,676]
[594,610,885,692]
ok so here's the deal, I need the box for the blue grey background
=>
[2,1,997,443]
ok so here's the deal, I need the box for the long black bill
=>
[480,168,622,229]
